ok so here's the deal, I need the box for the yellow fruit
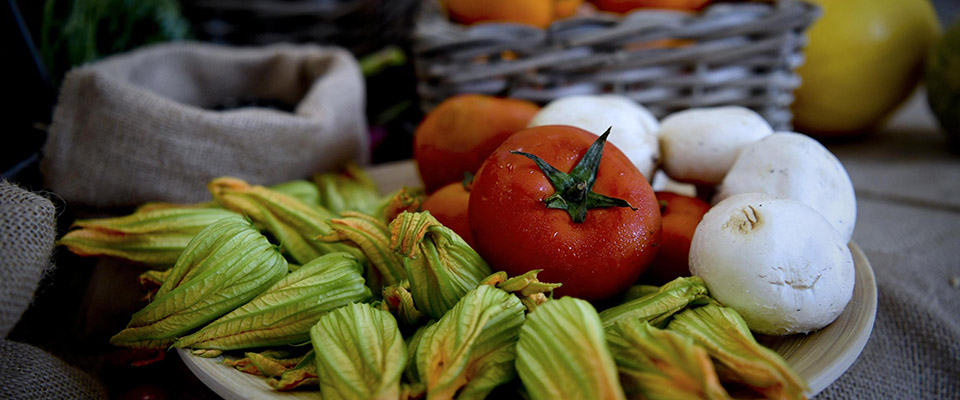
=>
[791,0,940,136]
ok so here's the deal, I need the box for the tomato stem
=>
[510,128,636,223]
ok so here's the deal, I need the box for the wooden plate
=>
[179,161,878,398]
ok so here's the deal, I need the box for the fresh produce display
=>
[60,93,866,399]
[468,126,662,301]
[414,94,540,193]
[792,0,940,136]
[441,0,582,28]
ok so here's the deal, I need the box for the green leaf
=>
[599,277,709,330]
[517,297,625,400]
[310,303,406,400]
[110,217,287,349]
[174,252,370,350]
[607,319,731,400]
[416,285,526,400]
[667,304,808,400]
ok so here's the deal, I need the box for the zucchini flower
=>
[377,186,425,223]
[268,179,322,207]
[110,217,287,349]
[380,281,424,327]
[389,211,491,319]
[313,163,383,215]
[482,270,562,312]
[667,304,808,400]
[517,297,625,400]
[414,285,526,400]
[58,207,239,268]
[317,211,406,289]
[175,252,370,350]
[599,277,710,330]
[310,303,406,400]
[606,319,731,400]
[208,177,363,264]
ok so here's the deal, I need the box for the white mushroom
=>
[689,193,855,335]
[527,94,660,179]
[713,132,857,242]
[658,106,773,185]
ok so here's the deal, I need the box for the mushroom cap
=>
[690,193,855,335]
[527,94,660,179]
[658,106,773,185]
[714,132,857,242]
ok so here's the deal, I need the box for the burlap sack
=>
[0,181,55,338]
[0,340,107,400]
[41,42,369,209]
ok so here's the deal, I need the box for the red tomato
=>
[422,180,474,247]
[640,192,710,285]
[469,125,661,301]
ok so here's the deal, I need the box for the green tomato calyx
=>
[510,127,636,223]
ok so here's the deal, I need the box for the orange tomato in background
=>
[413,94,540,193]
[442,0,584,28]
[640,192,710,285]
[589,0,712,13]
[421,180,474,247]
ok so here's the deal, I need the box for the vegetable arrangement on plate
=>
[61,94,858,399]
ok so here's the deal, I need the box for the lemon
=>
[791,0,940,136]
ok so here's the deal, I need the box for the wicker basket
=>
[181,0,420,55]
[412,0,820,130]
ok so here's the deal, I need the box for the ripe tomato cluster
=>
[415,95,707,301]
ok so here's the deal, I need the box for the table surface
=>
[9,91,958,399]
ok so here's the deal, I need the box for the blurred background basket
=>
[180,0,420,56]
[413,0,820,130]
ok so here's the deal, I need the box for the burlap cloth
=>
[815,94,960,398]
[0,181,107,399]
[41,42,369,210]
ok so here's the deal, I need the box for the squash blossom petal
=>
[380,281,425,327]
[607,319,731,400]
[377,186,425,223]
[599,277,710,330]
[667,304,808,400]
[313,163,383,215]
[109,217,287,349]
[317,211,406,289]
[310,303,406,400]
[175,252,370,350]
[208,177,364,264]
[389,211,491,319]
[58,207,240,268]
[414,284,526,400]
[517,297,625,400]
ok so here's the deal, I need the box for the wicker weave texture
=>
[413,0,819,130]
